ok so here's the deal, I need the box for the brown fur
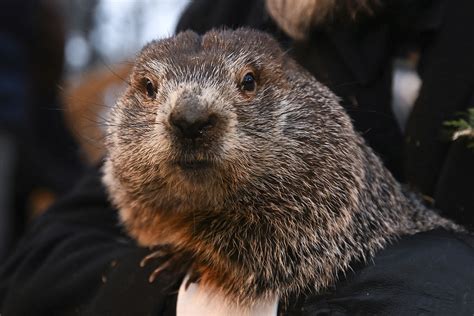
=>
[102,29,461,307]
[265,0,381,40]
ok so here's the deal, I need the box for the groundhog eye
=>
[241,72,256,92]
[145,79,156,99]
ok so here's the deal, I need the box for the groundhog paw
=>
[140,245,195,283]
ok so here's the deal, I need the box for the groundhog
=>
[102,28,460,308]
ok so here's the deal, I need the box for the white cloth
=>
[176,275,279,316]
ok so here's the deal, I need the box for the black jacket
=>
[1,168,473,315]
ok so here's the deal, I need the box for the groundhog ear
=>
[282,57,314,81]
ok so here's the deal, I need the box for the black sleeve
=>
[286,229,474,315]
[0,167,182,316]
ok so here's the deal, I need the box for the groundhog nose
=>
[169,108,217,139]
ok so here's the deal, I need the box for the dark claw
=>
[185,269,202,289]
[139,245,195,284]
[140,248,169,268]
[148,260,172,283]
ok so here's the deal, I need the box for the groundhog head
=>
[103,28,369,303]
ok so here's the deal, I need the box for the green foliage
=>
[443,108,474,150]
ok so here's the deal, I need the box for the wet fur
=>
[103,29,460,307]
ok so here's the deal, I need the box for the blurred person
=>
[0,0,84,261]
[1,0,473,315]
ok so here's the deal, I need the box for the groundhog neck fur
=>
[102,29,460,307]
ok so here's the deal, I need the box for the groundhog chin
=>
[170,164,218,190]
[153,157,225,201]
[173,159,214,175]
[162,138,233,184]
[163,149,219,180]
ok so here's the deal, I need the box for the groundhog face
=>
[102,30,392,302]
[104,28,361,228]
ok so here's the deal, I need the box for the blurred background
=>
[61,0,189,74]
[0,0,189,262]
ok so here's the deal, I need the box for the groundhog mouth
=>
[175,159,213,171]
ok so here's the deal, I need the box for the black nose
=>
[169,107,217,140]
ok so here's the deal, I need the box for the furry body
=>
[103,29,459,307]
